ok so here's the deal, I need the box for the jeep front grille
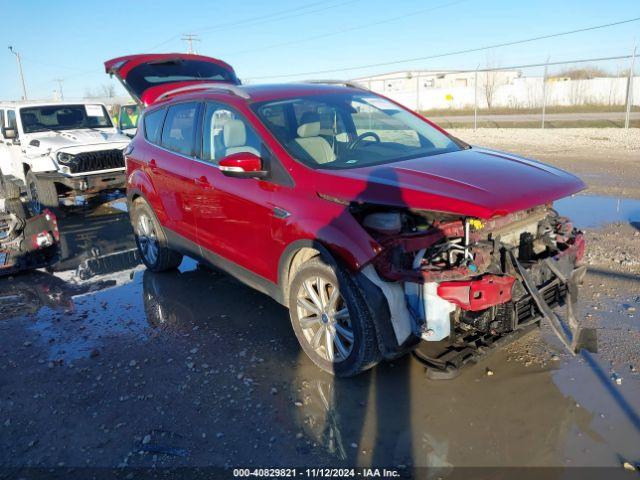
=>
[68,149,124,174]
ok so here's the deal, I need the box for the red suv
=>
[106,54,595,377]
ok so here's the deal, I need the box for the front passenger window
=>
[201,104,262,165]
[161,103,198,156]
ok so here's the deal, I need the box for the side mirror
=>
[219,152,267,179]
[2,127,17,140]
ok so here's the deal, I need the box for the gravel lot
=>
[1,131,640,477]
[451,128,640,197]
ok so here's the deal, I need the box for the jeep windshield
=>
[252,92,465,170]
[20,104,113,134]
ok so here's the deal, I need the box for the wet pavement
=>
[555,195,640,229]
[1,196,640,474]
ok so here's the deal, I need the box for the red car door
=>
[151,102,200,243]
[190,102,276,282]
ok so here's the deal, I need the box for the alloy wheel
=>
[28,180,42,214]
[136,213,159,266]
[296,275,354,363]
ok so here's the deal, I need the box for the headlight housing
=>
[57,152,75,164]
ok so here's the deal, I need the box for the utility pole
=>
[541,56,550,129]
[53,78,64,100]
[8,46,28,100]
[624,42,636,130]
[473,64,479,131]
[181,34,201,54]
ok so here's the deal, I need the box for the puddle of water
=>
[554,194,640,229]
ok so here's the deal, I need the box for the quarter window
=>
[161,103,198,156]
[143,108,165,145]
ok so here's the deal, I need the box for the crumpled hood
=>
[314,147,586,219]
[27,129,130,153]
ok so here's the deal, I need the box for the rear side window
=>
[161,103,198,156]
[144,108,165,145]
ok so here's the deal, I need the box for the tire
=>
[288,256,381,377]
[3,198,27,222]
[26,170,58,213]
[0,170,20,200]
[130,197,183,272]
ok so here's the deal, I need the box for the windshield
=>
[252,92,463,169]
[20,104,113,133]
[126,59,239,94]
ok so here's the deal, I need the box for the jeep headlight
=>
[57,152,75,164]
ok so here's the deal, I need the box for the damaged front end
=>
[352,202,596,373]
[0,200,59,276]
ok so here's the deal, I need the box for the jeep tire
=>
[26,170,58,213]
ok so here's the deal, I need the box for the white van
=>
[0,101,130,211]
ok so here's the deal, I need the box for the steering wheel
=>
[348,131,381,150]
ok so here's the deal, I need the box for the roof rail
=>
[156,83,250,101]
[301,79,369,91]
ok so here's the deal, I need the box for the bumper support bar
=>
[511,252,597,355]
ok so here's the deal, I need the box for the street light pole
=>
[8,46,28,100]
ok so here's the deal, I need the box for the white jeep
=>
[0,101,130,211]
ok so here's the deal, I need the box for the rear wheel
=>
[26,170,58,213]
[288,256,381,377]
[130,197,183,272]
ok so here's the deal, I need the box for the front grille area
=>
[68,149,124,174]
[514,280,567,325]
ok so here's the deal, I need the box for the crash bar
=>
[301,79,370,91]
[156,83,251,101]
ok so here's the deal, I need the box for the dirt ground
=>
[1,132,640,477]
[450,128,640,197]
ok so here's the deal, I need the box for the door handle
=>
[194,175,211,188]
[149,159,158,172]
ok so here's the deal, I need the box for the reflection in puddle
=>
[2,197,640,469]
[554,194,640,229]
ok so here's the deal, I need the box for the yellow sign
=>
[445,94,454,102]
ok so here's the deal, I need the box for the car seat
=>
[294,112,336,164]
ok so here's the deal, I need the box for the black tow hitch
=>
[511,252,597,355]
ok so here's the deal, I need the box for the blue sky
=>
[1,0,638,100]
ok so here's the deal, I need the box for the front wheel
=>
[130,197,183,272]
[288,256,381,377]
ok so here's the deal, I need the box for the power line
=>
[146,0,359,52]
[246,16,640,80]
[228,0,470,57]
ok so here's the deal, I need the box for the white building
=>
[351,69,639,111]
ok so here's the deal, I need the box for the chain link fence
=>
[351,52,638,129]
